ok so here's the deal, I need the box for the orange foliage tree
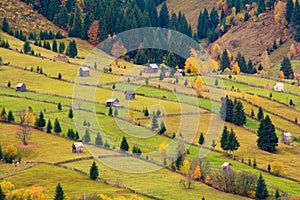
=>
[87,20,100,46]
[279,71,285,79]
[274,1,287,25]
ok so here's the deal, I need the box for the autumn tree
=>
[235,171,257,196]
[4,144,17,163]
[17,108,34,145]
[180,159,190,175]
[87,20,100,45]
[252,93,259,105]
[159,142,168,165]
[193,165,201,180]
[271,161,284,176]
[232,62,240,74]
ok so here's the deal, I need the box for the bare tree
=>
[16,108,33,145]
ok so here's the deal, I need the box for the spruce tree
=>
[7,110,14,122]
[54,183,65,200]
[233,100,246,126]
[114,109,118,116]
[0,145,3,160]
[90,161,99,180]
[46,119,52,133]
[144,107,149,116]
[280,57,294,79]
[286,0,294,23]
[108,107,113,116]
[220,49,231,71]
[255,173,268,200]
[275,189,280,199]
[257,0,266,14]
[0,184,4,200]
[54,118,62,134]
[57,102,62,110]
[292,0,300,26]
[257,115,278,152]
[68,108,73,119]
[257,107,264,121]
[23,41,31,54]
[83,129,91,143]
[120,136,129,151]
[67,40,78,58]
[52,40,58,52]
[95,132,103,146]
[1,17,10,33]
[198,133,205,145]
[37,111,46,129]
[159,3,170,28]
[67,129,75,139]
[294,26,300,43]
[220,126,229,153]
[158,121,167,134]
[151,113,158,130]
[227,128,240,158]
[59,42,65,54]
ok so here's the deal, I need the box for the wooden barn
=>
[282,132,293,145]
[106,98,122,108]
[54,54,69,62]
[148,63,159,73]
[124,90,135,100]
[16,83,26,92]
[222,162,233,172]
[79,67,90,77]
[72,142,84,153]
[274,83,284,92]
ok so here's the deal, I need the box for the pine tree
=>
[257,115,278,152]
[144,107,149,116]
[120,136,129,151]
[89,161,99,180]
[68,108,73,119]
[257,106,264,121]
[158,121,167,134]
[255,173,268,200]
[257,0,266,14]
[108,107,113,116]
[0,145,3,160]
[46,119,52,133]
[234,0,241,13]
[23,41,31,54]
[220,49,231,71]
[59,42,65,54]
[69,4,83,38]
[280,57,294,79]
[52,40,58,52]
[159,2,169,28]
[48,0,60,21]
[57,102,62,110]
[7,110,14,122]
[54,183,65,200]
[247,59,254,74]
[75,131,79,140]
[275,189,280,199]
[83,129,91,143]
[67,129,75,139]
[198,133,205,145]
[295,26,300,42]
[67,40,78,58]
[114,109,118,116]
[286,0,294,23]
[253,157,257,168]
[151,113,159,130]
[220,96,234,122]
[37,111,46,129]
[227,128,240,158]
[251,109,255,118]
[55,5,68,29]
[292,0,300,26]
[233,100,246,126]
[58,73,62,79]
[220,126,229,153]
[54,118,62,134]
[1,17,9,33]
[95,132,103,146]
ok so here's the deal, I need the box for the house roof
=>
[74,142,84,148]
[125,90,135,95]
[275,83,284,86]
[283,132,292,137]
[106,98,119,103]
[16,83,25,87]
[80,67,90,72]
[222,162,232,167]
[149,64,159,69]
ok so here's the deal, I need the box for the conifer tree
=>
[151,113,158,130]
[67,40,78,58]
[257,106,264,121]
[68,108,73,119]
[90,161,99,180]
[257,0,266,14]
[46,119,52,133]
[37,111,46,129]
[52,40,58,52]
[159,3,170,28]
[280,57,294,79]
[255,173,268,200]
[227,128,240,158]
[198,133,205,145]
[292,0,300,26]
[0,184,4,200]
[286,0,294,23]
[23,41,31,54]
[95,132,103,146]
[7,110,14,122]
[158,121,167,134]
[83,129,91,143]
[57,102,62,110]
[144,107,149,116]
[220,49,231,71]
[120,136,129,151]
[257,115,278,152]
[295,26,300,42]
[59,42,65,54]
[233,100,246,126]
[0,145,3,160]
[54,118,62,134]
[220,126,229,153]
[54,183,65,200]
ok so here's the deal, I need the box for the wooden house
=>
[54,54,69,62]
[274,83,284,92]
[16,83,26,92]
[79,67,90,77]
[124,90,135,100]
[106,98,122,108]
[72,142,84,153]
[148,63,159,73]
[222,162,233,171]
[282,132,293,145]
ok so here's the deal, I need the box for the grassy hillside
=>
[211,12,294,67]
[0,0,65,35]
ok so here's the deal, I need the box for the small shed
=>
[106,98,121,107]
[177,69,184,73]
[274,83,284,92]
[124,90,135,100]
[148,63,159,73]
[16,83,26,92]
[222,162,233,171]
[79,67,90,77]
[282,132,293,145]
[72,142,84,153]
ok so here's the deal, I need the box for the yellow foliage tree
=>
[185,57,201,73]
[260,69,266,76]
[232,62,240,74]
[224,67,232,73]
[5,144,18,158]
[274,1,287,25]
[279,71,285,79]
[159,142,169,165]
[180,159,190,174]
[290,43,297,58]
[192,165,201,180]
[195,76,204,97]
[252,94,258,105]
[128,111,135,122]
[271,161,284,176]
[0,180,15,198]
[205,175,212,186]
[211,43,221,59]
[189,79,195,88]
[240,91,246,99]
[261,51,272,71]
